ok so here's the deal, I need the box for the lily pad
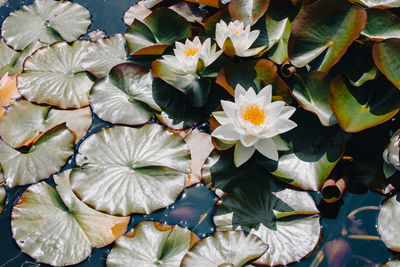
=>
[11,170,129,266]
[90,63,160,125]
[373,38,400,89]
[181,231,268,267]
[288,0,367,72]
[214,178,320,266]
[0,73,20,119]
[0,123,75,187]
[362,9,400,40]
[348,0,400,8]
[0,38,18,70]
[18,41,94,109]
[383,259,400,267]
[0,185,5,214]
[1,0,91,50]
[107,221,197,267]
[330,75,400,132]
[82,34,129,78]
[0,100,91,148]
[378,195,400,251]
[125,8,191,55]
[228,0,269,26]
[70,124,190,215]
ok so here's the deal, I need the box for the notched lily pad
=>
[0,100,91,148]
[378,196,400,251]
[11,170,129,266]
[107,221,197,267]
[90,63,160,126]
[18,41,94,109]
[0,123,75,187]
[373,38,400,89]
[1,0,91,50]
[71,124,191,215]
[181,231,268,267]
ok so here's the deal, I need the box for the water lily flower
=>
[212,84,297,167]
[160,36,222,74]
[215,20,266,57]
[383,129,400,177]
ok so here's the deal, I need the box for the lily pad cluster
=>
[1,0,400,265]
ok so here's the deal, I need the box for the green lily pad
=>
[362,9,400,40]
[373,38,400,89]
[82,34,129,78]
[290,72,337,126]
[228,0,269,26]
[0,124,75,187]
[11,170,129,266]
[330,75,400,132]
[70,124,190,215]
[181,231,268,267]
[125,8,191,55]
[1,0,91,50]
[202,9,230,38]
[107,221,197,267]
[214,178,320,266]
[0,38,18,70]
[378,195,400,251]
[18,41,94,109]
[288,0,367,72]
[90,63,160,125]
[0,100,91,148]
[349,0,400,8]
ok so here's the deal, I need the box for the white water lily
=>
[383,129,400,178]
[161,36,222,74]
[212,84,297,167]
[215,20,265,57]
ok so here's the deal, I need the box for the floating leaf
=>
[0,124,75,187]
[348,0,400,8]
[169,2,204,24]
[1,0,91,50]
[378,196,400,251]
[181,231,268,267]
[0,185,5,214]
[373,38,400,89]
[290,72,337,126]
[0,73,20,119]
[185,0,220,8]
[214,178,320,266]
[0,100,91,147]
[288,0,367,72]
[90,63,160,126]
[107,221,197,266]
[330,75,400,132]
[12,170,129,266]
[71,124,190,215]
[0,38,18,70]
[123,1,153,25]
[362,9,400,40]
[125,8,191,55]
[228,0,269,26]
[18,41,94,109]
[383,259,400,267]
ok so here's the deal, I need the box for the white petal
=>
[236,45,266,57]
[266,101,285,116]
[234,142,255,167]
[239,135,259,147]
[279,105,296,119]
[206,49,222,66]
[272,119,298,135]
[235,84,247,102]
[272,135,290,151]
[246,30,260,48]
[244,87,257,99]
[259,85,272,103]
[175,41,185,50]
[254,138,279,161]
[211,124,240,141]
[221,100,238,122]
[212,111,231,125]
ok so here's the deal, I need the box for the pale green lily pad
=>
[82,34,129,78]
[11,170,130,266]
[362,9,400,40]
[0,124,75,187]
[181,231,268,267]
[214,178,320,266]
[1,0,91,50]
[228,0,269,26]
[0,38,18,70]
[378,196,400,251]
[107,221,197,267]
[90,63,160,126]
[349,0,400,8]
[18,41,94,109]
[0,100,91,148]
[71,124,190,215]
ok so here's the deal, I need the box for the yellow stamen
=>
[184,47,199,56]
[243,105,265,125]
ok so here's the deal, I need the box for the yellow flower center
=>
[243,105,265,125]
[184,47,199,57]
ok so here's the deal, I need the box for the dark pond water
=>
[0,1,397,266]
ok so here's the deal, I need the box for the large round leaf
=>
[1,0,91,50]
[181,231,268,267]
[107,221,197,267]
[125,8,191,55]
[330,75,400,132]
[348,0,400,8]
[362,10,400,40]
[82,34,129,78]
[288,0,367,72]
[18,41,94,109]
[90,63,160,125]
[373,38,400,89]
[214,178,320,266]
[70,124,190,215]
[0,100,91,148]
[0,124,75,187]
[378,195,400,251]
[228,0,269,26]
[11,170,129,266]
[0,38,18,70]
